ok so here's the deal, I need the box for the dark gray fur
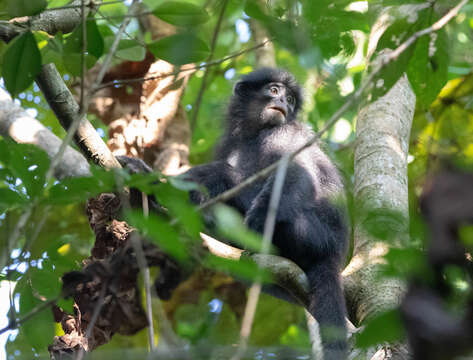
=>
[119,68,349,359]
[185,68,349,359]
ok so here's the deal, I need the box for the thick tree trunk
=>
[343,6,416,360]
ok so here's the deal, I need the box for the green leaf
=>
[356,309,405,348]
[148,33,210,65]
[63,17,104,74]
[48,168,116,204]
[169,176,202,192]
[17,279,54,350]
[2,32,42,97]
[30,261,61,299]
[214,204,267,252]
[369,45,415,103]
[5,143,49,198]
[0,188,27,210]
[153,181,203,237]
[7,0,47,17]
[126,210,189,261]
[56,298,74,314]
[407,28,449,109]
[205,255,272,282]
[370,6,432,102]
[116,39,146,61]
[153,2,210,26]
[244,1,266,20]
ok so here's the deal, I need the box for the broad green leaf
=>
[169,176,202,192]
[62,53,98,76]
[2,32,42,97]
[97,0,127,18]
[7,143,49,198]
[29,261,61,299]
[148,33,210,65]
[370,43,416,103]
[381,247,427,279]
[252,293,301,346]
[407,28,449,109]
[244,1,266,20]
[39,34,64,65]
[153,2,210,26]
[17,279,54,350]
[56,298,74,314]
[63,17,104,74]
[369,7,432,102]
[126,210,189,261]
[153,181,203,237]
[116,39,146,61]
[7,0,47,17]
[0,188,27,210]
[48,169,115,204]
[356,309,405,347]
[214,204,267,252]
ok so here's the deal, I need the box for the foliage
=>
[0,0,473,359]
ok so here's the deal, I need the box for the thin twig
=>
[190,0,229,132]
[141,192,156,351]
[91,1,140,93]
[231,156,290,360]
[75,282,108,360]
[0,297,59,335]
[94,40,270,91]
[198,0,468,211]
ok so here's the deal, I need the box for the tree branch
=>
[0,88,90,178]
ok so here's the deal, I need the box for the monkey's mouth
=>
[268,106,286,117]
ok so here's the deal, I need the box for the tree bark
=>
[343,6,416,360]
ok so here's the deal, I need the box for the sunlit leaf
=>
[152,1,210,26]
[115,39,146,61]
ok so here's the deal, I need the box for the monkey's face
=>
[258,82,296,127]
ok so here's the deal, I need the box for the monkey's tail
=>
[306,259,348,360]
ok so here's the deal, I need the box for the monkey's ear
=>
[233,81,248,97]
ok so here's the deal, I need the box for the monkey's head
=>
[227,68,303,137]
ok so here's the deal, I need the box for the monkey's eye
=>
[270,86,279,95]
[287,95,294,105]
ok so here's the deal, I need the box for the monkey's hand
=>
[116,155,153,174]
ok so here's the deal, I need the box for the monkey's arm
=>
[181,161,237,204]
